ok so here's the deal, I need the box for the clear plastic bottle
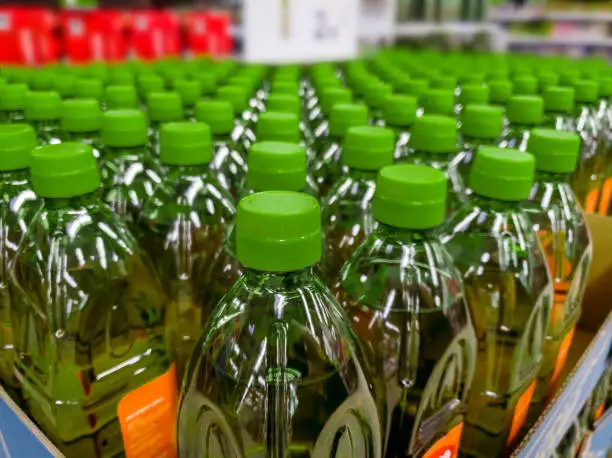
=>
[311,103,369,197]
[336,164,477,458]
[0,124,38,396]
[138,122,236,379]
[178,191,382,458]
[218,85,256,152]
[457,104,504,181]
[10,142,176,458]
[24,91,62,145]
[522,129,592,426]
[309,87,353,141]
[382,95,417,161]
[104,85,139,110]
[99,109,163,224]
[60,99,103,159]
[197,100,248,198]
[442,146,552,457]
[146,91,184,154]
[321,125,395,286]
[403,115,467,215]
[501,95,544,151]
[542,86,575,132]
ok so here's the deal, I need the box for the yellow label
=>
[422,422,463,458]
[117,364,178,458]
[507,381,536,447]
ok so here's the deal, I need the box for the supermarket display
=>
[0,47,610,458]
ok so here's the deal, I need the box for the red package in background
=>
[128,10,180,60]
[184,11,232,57]
[0,7,58,65]
[60,9,127,63]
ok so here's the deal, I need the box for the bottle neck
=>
[534,170,571,184]
[471,194,523,212]
[376,223,437,242]
[42,191,99,210]
[65,130,99,141]
[244,266,315,289]
[32,119,60,129]
[164,163,211,177]
[347,168,379,181]
[462,135,498,146]
[413,150,455,165]
[213,133,231,143]
[106,145,148,157]
[0,168,29,183]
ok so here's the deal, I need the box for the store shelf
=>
[490,8,612,23]
[507,35,612,48]
[394,22,501,37]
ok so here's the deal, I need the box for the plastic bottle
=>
[74,78,104,102]
[363,80,393,123]
[382,95,417,161]
[457,104,504,181]
[309,87,353,141]
[336,164,477,458]
[321,125,395,286]
[456,84,489,116]
[311,103,369,197]
[536,72,559,93]
[138,122,236,378]
[104,85,139,110]
[99,110,162,224]
[10,142,176,458]
[404,115,467,214]
[174,79,202,120]
[522,129,592,425]
[178,191,382,458]
[513,76,538,96]
[196,100,247,198]
[146,92,184,154]
[53,74,77,100]
[502,95,544,150]
[421,89,455,117]
[542,86,575,132]
[60,99,103,159]
[0,124,38,396]
[137,74,165,103]
[24,91,62,145]
[488,80,513,109]
[442,146,552,456]
[218,85,256,152]
[256,111,301,144]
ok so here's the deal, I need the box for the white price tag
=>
[243,0,359,63]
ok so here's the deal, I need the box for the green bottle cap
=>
[462,73,485,85]
[409,115,457,154]
[329,104,369,138]
[174,79,202,107]
[559,70,579,86]
[320,87,352,114]
[159,122,212,165]
[109,69,135,86]
[573,80,599,103]
[431,76,457,90]
[147,92,183,122]
[197,72,217,95]
[53,74,76,99]
[247,142,307,192]
[461,104,503,140]
[195,100,234,135]
[470,146,535,201]
[61,99,102,133]
[0,84,28,111]
[102,109,148,148]
[487,70,509,82]
[236,191,321,272]
[0,124,37,171]
[512,76,538,95]
[343,126,395,170]
[25,91,61,121]
[403,79,429,101]
[599,77,612,98]
[30,71,54,91]
[137,75,165,98]
[105,85,139,109]
[459,84,489,106]
[218,85,249,114]
[74,78,103,101]
[383,95,417,127]
[537,72,559,91]
[488,80,513,105]
[527,128,580,174]
[543,86,575,113]
[257,112,300,143]
[271,81,299,95]
[364,81,393,109]
[374,164,446,229]
[30,142,100,198]
[422,89,454,116]
[506,95,544,125]
[266,94,300,116]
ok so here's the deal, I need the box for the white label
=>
[358,0,396,44]
[243,0,359,63]
[0,13,11,32]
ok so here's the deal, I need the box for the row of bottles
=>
[0,51,601,458]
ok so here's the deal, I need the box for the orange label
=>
[422,422,463,458]
[117,364,178,458]
[597,178,612,215]
[549,327,575,395]
[594,402,606,422]
[585,188,600,214]
[507,381,537,447]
